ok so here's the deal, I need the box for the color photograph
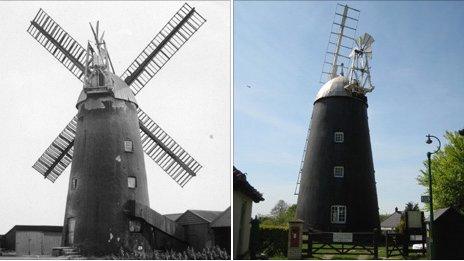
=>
[234,1,463,260]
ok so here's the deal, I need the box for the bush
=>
[153,246,230,260]
[259,225,288,257]
[108,246,230,260]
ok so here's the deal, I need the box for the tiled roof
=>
[211,207,231,228]
[233,166,264,203]
[381,211,403,229]
[189,210,223,223]
[164,213,183,222]
[6,225,62,235]
[425,207,451,222]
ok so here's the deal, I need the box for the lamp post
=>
[425,134,441,260]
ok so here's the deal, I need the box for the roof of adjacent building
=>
[233,166,264,203]
[381,211,403,229]
[433,207,449,220]
[175,210,223,225]
[425,207,460,222]
[164,213,183,222]
[189,210,223,223]
[5,225,63,235]
[211,207,231,228]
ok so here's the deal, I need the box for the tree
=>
[417,131,464,212]
[260,200,296,227]
[285,204,297,221]
[270,200,289,217]
[404,201,419,211]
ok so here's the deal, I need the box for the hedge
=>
[258,225,288,257]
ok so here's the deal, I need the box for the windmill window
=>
[334,132,344,143]
[331,205,347,224]
[124,140,133,152]
[334,166,344,178]
[128,176,137,189]
[72,178,78,189]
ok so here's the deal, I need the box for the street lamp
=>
[425,134,441,260]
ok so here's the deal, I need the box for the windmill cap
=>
[315,75,350,101]
[76,73,138,108]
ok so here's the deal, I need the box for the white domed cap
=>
[315,75,350,101]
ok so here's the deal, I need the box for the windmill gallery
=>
[10,3,230,257]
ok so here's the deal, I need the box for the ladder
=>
[294,116,312,196]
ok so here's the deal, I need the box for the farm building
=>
[427,207,464,259]
[211,207,231,251]
[2,225,62,255]
[233,166,264,259]
[165,207,231,252]
[0,234,5,250]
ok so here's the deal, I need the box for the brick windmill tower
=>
[295,4,380,233]
[28,4,205,256]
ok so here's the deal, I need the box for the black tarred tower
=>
[295,4,380,233]
[28,4,205,256]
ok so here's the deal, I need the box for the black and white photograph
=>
[0,1,230,259]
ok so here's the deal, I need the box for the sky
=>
[0,1,230,234]
[234,1,464,217]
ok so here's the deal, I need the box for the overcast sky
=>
[0,1,230,234]
[234,1,464,217]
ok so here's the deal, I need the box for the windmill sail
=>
[27,9,87,82]
[137,109,202,187]
[32,116,77,182]
[319,4,360,84]
[121,3,206,95]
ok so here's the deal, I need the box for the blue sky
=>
[234,1,464,216]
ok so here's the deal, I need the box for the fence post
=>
[287,219,304,260]
[307,233,313,258]
[249,216,260,259]
[373,228,379,259]
[385,231,390,258]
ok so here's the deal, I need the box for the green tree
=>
[285,204,297,221]
[404,201,420,211]
[270,200,289,217]
[260,200,297,227]
[417,130,464,212]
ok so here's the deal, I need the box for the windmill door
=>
[67,218,76,246]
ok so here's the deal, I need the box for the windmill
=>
[295,4,380,233]
[27,3,206,255]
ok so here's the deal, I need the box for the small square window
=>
[128,176,137,189]
[72,178,78,189]
[334,132,344,143]
[331,205,347,224]
[124,140,133,152]
[334,166,344,178]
